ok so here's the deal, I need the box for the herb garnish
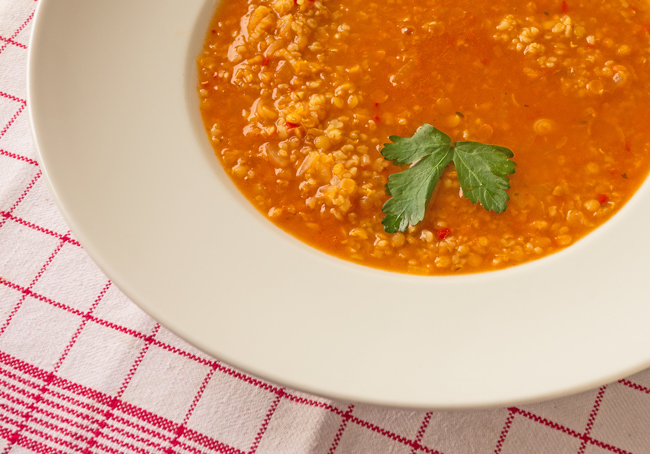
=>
[381,124,516,233]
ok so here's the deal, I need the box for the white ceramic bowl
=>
[28,0,650,408]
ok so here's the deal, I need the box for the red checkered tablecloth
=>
[2,1,650,453]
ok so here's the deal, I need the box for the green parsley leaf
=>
[382,150,454,233]
[453,142,516,213]
[381,123,451,166]
[380,124,516,232]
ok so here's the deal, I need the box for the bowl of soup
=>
[28,0,650,408]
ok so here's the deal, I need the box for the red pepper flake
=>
[597,193,608,204]
[285,122,299,129]
[211,30,216,34]
[561,1,568,12]
[373,102,381,123]
[293,0,298,4]
[262,56,269,67]
[436,228,451,240]
[625,138,631,151]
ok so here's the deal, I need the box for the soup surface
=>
[198,0,650,274]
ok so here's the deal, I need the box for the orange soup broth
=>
[198,0,650,274]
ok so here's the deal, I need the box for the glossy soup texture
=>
[198,0,650,274]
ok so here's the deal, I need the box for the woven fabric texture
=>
[1,1,650,453]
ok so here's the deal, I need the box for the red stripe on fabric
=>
[0,374,40,401]
[0,172,44,245]
[0,91,26,105]
[588,438,633,454]
[0,414,20,430]
[91,407,172,444]
[248,389,284,454]
[0,211,81,246]
[0,281,159,349]
[92,430,166,454]
[80,315,150,344]
[0,362,45,388]
[0,349,175,441]
[182,365,216,428]
[347,414,443,454]
[98,421,173,454]
[93,416,169,452]
[0,235,67,338]
[619,378,650,394]
[118,401,179,432]
[79,323,161,454]
[411,411,433,454]
[0,279,86,321]
[0,389,99,442]
[512,408,582,437]
[114,400,217,446]
[54,378,126,411]
[150,339,215,368]
[37,390,177,453]
[6,413,87,453]
[118,324,160,398]
[0,357,107,438]
[0,10,34,56]
[0,352,237,454]
[0,430,70,454]
[22,411,92,446]
[53,280,111,371]
[511,407,629,454]
[283,393,344,416]
[327,404,354,454]
[493,409,515,454]
[0,276,110,453]
[2,366,109,416]
[174,439,236,454]
[0,398,29,421]
[29,393,101,432]
[165,365,217,454]
[577,386,607,454]
[0,399,176,454]
[212,362,281,395]
[5,170,41,214]
[10,10,34,40]
[0,35,26,49]
[0,98,25,140]
[0,391,88,436]
[0,149,39,165]
[0,368,105,426]
[179,429,245,454]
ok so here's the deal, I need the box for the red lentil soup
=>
[198,0,650,275]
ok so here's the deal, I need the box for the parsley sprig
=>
[381,124,516,233]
